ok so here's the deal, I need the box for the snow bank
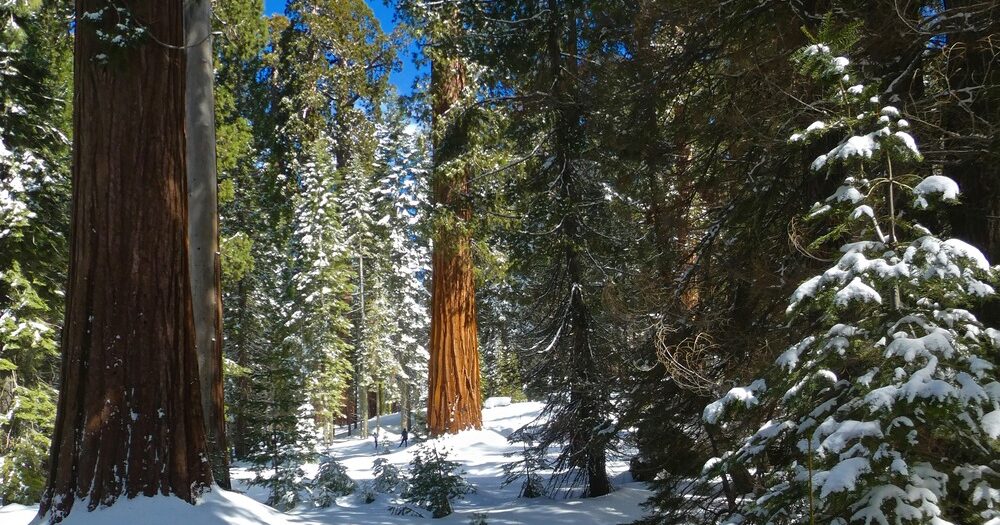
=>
[0,503,36,525]
[10,488,294,525]
[5,402,650,525]
[483,396,512,409]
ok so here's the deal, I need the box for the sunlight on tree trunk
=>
[39,1,212,521]
[426,14,482,436]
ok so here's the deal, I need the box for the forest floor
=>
[2,401,651,524]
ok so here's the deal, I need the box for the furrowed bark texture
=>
[427,32,482,436]
[39,1,212,521]
[184,0,230,489]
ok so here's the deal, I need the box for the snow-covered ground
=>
[1,489,299,525]
[4,401,650,524]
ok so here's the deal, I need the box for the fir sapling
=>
[399,444,475,518]
[502,441,547,498]
[309,454,356,507]
[702,41,1000,525]
[373,456,405,493]
[249,402,320,511]
[358,481,378,505]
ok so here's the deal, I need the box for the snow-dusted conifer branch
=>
[702,42,1000,525]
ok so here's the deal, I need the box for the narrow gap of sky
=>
[263,0,423,95]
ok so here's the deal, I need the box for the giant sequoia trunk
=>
[185,0,229,489]
[426,19,482,436]
[39,1,212,520]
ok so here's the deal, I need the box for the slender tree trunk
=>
[632,5,672,287]
[427,23,483,435]
[399,379,410,430]
[376,382,382,430]
[357,252,369,437]
[359,382,368,437]
[39,2,212,521]
[548,0,611,498]
[184,0,229,489]
[232,278,251,457]
[343,376,355,436]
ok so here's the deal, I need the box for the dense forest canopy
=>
[1,0,999,524]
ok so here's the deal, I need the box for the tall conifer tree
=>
[425,3,483,436]
[40,1,212,520]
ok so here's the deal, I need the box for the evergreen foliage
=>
[371,110,432,429]
[2,1,1000,522]
[702,43,1000,525]
[399,444,475,518]
[446,0,636,497]
[0,0,71,505]
[249,401,319,511]
[309,455,356,507]
[501,442,546,499]
[372,456,405,494]
[286,141,354,438]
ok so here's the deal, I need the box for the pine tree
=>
[213,0,288,460]
[223,0,395,456]
[399,444,475,518]
[372,109,432,431]
[471,0,621,497]
[0,0,71,505]
[272,0,394,439]
[337,132,382,437]
[478,279,525,402]
[309,454,355,507]
[286,139,354,441]
[704,43,1000,525]
[249,396,319,510]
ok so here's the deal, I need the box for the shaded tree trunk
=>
[231,278,251,457]
[399,379,411,430]
[549,0,611,498]
[184,0,229,489]
[944,0,1000,263]
[39,1,212,521]
[357,253,369,437]
[427,24,483,435]
[631,5,672,287]
[341,374,356,435]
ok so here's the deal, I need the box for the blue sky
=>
[262,0,423,95]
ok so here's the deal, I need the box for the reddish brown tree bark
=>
[38,1,212,521]
[426,18,483,436]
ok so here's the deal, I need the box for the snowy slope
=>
[4,402,650,524]
[1,489,297,525]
